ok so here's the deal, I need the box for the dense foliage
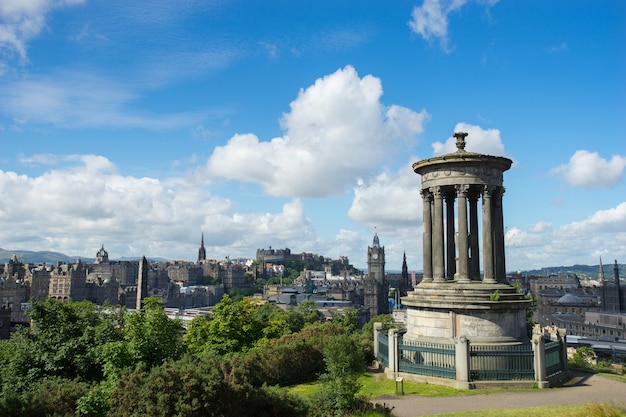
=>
[0,296,380,417]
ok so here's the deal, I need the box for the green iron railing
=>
[545,340,564,378]
[378,333,389,367]
[398,338,456,379]
[470,343,534,381]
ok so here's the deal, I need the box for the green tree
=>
[118,297,185,369]
[309,334,366,417]
[184,315,213,355]
[331,308,359,334]
[295,300,323,326]
[202,295,265,355]
[0,299,124,394]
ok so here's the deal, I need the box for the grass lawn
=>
[596,372,626,384]
[357,372,475,398]
[289,372,523,399]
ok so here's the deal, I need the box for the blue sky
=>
[0,0,624,272]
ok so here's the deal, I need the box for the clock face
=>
[372,253,378,260]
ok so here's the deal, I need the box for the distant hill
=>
[0,248,78,264]
[518,263,625,281]
[0,248,170,264]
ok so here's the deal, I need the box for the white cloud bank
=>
[506,202,626,270]
[552,150,626,189]
[205,65,429,198]
[1,150,623,271]
[0,155,317,261]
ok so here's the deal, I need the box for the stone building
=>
[48,260,87,301]
[529,273,580,297]
[538,260,625,342]
[256,247,292,263]
[168,261,203,286]
[601,259,625,314]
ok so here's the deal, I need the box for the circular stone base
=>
[401,282,531,342]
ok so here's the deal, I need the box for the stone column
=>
[533,333,549,388]
[388,328,399,374]
[468,191,480,281]
[482,186,496,284]
[432,186,445,283]
[455,336,470,389]
[421,189,433,283]
[446,192,456,280]
[373,322,382,359]
[456,185,470,283]
[494,187,507,283]
[558,328,569,376]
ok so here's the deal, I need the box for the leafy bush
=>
[569,346,597,369]
[108,354,307,417]
[0,378,89,417]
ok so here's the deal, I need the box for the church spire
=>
[198,233,207,262]
[599,257,604,285]
[401,251,409,296]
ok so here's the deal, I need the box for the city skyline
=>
[0,1,624,271]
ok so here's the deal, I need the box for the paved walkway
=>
[373,372,626,416]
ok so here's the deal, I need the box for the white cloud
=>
[505,225,551,249]
[558,202,626,238]
[408,0,467,52]
[552,150,626,189]
[346,162,424,270]
[0,71,206,129]
[0,0,84,62]
[408,0,499,52]
[201,199,316,248]
[0,155,329,263]
[205,66,429,198]
[19,153,58,165]
[505,202,626,270]
[528,221,552,233]
[431,122,508,157]
[348,163,421,228]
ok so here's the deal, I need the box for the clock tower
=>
[364,233,389,318]
[367,233,385,283]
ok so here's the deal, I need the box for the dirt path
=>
[372,372,626,416]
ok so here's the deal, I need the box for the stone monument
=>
[403,132,531,344]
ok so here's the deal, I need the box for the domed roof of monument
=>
[557,293,584,304]
[413,132,512,174]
